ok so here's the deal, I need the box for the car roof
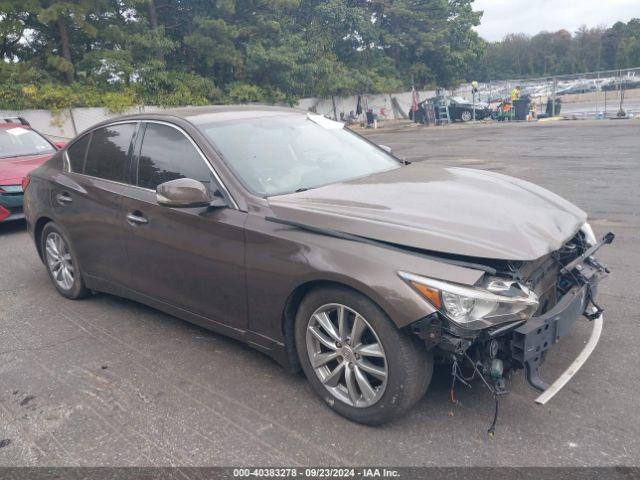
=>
[112,105,307,126]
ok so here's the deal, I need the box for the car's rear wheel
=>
[460,110,473,122]
[295,286,432,425]
[41,222,89,299]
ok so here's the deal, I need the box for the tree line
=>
[0,0,482,109]
[0,1,639,111]
[475,20,640,81]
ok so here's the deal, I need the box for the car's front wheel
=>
[460,109,473,122]
[295,286,432,425]
[41,222,89,299]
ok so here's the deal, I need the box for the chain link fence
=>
[452,67,640,119]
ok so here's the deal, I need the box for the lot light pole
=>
[552,77,557,117]
[471,81,478,121]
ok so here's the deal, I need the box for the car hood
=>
[455,101,489,109]
[0,153,54,185]
[267,163,587,261]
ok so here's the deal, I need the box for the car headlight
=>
[580,222,597,247]
[399,271,539,330]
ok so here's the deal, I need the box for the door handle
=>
[55,192,73,205]
[126,212,148,226]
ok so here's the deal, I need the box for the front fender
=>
[244,214,484,343]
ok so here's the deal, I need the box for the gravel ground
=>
[1,119,639,467]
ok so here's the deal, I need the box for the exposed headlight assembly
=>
[399,271,539,330]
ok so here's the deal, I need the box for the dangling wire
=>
[463,352,501,437]
[450,373,458,404]
[488,395,500,437]
[585,282,604,320]
[450,356,473,405]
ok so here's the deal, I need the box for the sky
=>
[473,0,639,41]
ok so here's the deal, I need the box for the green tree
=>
[0,0,494,107]
[478,19,640,81]
[367,0,483,87]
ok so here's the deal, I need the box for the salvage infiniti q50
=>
[23,106,613,426]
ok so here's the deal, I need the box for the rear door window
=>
[85,123,136,182]
[66,134,91,173]
[136,123,215,191]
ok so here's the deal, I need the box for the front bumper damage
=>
[511,283,601,403]
[510,232,613,403]
[413,232,614,408]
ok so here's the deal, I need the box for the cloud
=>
[474,0,639,41]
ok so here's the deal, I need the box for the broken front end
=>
[406,226,614,414]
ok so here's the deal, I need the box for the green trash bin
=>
[513,98,530,120]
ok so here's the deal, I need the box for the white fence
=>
[3,67,639,140]
[0,106,167,140]
[297,89,437,121]
[0,90,435,140]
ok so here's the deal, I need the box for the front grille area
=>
[516,232,588,316]
[0,186,25,219]
[0,185,23,195]
[8,204,23,215]
[519,254,560,315]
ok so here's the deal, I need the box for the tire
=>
[460,110,473,122]
[295,286,433,425]
[40,222,89,299]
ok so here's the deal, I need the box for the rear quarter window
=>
[84,123,136,182]
[66,134,91,173]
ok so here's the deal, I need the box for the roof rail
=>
[3,117,30,126]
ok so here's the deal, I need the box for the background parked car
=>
[0,118,64,223]
[601,78,640,91]
[447,96,492,121]
[556,83,598,95]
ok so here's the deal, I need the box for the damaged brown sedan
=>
[23,106,613,426]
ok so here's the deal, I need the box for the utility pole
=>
[471,80,478,121]
[551,77,557,117]
[331,95,337,121]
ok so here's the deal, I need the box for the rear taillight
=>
[0,205,9,222]
[21,176,30,191]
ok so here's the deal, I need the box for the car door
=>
[52,122,138,284]
[118,121,248,329]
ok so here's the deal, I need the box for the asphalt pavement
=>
[1,119,639,467]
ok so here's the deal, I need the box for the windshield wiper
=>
[294,187,309,193]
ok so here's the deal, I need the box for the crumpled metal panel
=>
[269,163,587,261]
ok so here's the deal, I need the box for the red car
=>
[0,118,65,223]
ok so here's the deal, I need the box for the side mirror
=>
[156,178,224,208]
[54,141,67,150]
[379,144,392,154]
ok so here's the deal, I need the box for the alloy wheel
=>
[306,303,388,408]
[45,232,75,291]
[461,110,472,121]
